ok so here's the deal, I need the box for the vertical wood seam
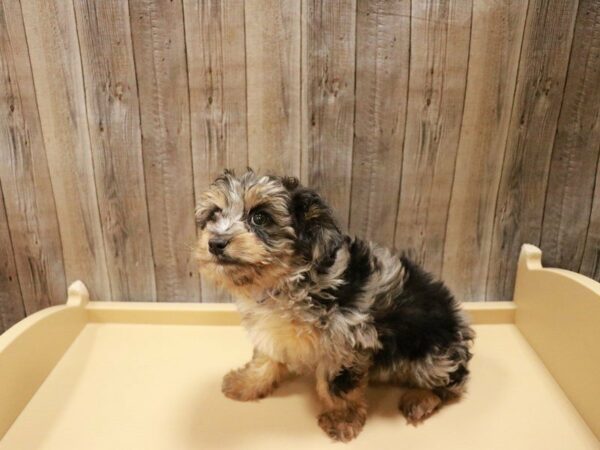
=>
[181,5,195,190]
[132,0,195,300]
[484,0,532,296]
[17,0,67,301]
[580,140,600,272]
[345,0,357,228]
[296,1,302,177]
[70,0,113,301]
[127,0,158,301]
[180,0,200,300]
[365,2,380,238]
[243,0,250,171]
[0,178,25,314]
[392,0,412,247]
[181,4,195,193]
[440,0,475,274]
[539,0,582,251]
[346,0,360,229]
[295,0,304,177]
[18,0,70,306]
[242,1,250,170]
[217,4,226,155]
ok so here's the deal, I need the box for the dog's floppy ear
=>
[289,187,344,271]
[281,176,300,191]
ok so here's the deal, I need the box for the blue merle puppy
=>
[195,169,474,442]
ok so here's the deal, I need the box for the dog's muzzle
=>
[208,237,230,256]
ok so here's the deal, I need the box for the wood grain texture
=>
[443,0,529,300]
[0,180,24,333]
[581,168,600,280]
[0,0,66,313]
[73,0,156,301]
[579,0,600,279]
[2,1,600,315]
[542,0,600,272]
[302,0,356,229]
[20,0,110,301]
[487,0,579,300]
[348,0,410,247]
[129,0,199,302]
[183,0,249,301]
[246,0,301,176]
[394,0,471,276]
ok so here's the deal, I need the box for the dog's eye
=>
[208,207,221,222]
[250,211,269,226]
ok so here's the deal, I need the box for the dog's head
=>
[195,169,343,292]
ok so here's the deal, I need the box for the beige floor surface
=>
[1,323,598,450]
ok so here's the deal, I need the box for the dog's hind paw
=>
[318,407,366,442]
[399,388,442,425]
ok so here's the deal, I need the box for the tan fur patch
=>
[196,226,293,296]
[221,352,289,402]
[240,306,322,373]
[305,204,322,221]
[243,183,266,211]
[226,232,271,264]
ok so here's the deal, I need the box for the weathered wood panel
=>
[2,0,600,316]
[20,0,110,301]
[487,0,579,300]
[0,180,24,333]
[542,0,600,272]
[183,0,248,301]
[581,171,600,280]
[348,0,410,247]
[302,0,356,229]
[443,0,529,300]
[130,0,199,302]
[73,0,156,301]
[0,0,66,313]
[579,0,600,280]
[394,0,471,276]
[246,0,301,176]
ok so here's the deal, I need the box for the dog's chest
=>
[240,305,321,371]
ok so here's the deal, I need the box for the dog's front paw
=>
[399,389,442,425]
[221,368,273,402]
[318,407,366,442]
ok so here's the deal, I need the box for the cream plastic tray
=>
[0,245,598,449]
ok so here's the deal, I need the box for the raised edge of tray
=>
[515,244,600,440]
[2,244,600,442]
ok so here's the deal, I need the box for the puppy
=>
[195,169,474,442]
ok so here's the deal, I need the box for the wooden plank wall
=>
[1,0,600,331]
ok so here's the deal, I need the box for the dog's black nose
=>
[208,237,230,256]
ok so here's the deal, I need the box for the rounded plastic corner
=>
[67,281,90,307]
[518,244,543,271]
